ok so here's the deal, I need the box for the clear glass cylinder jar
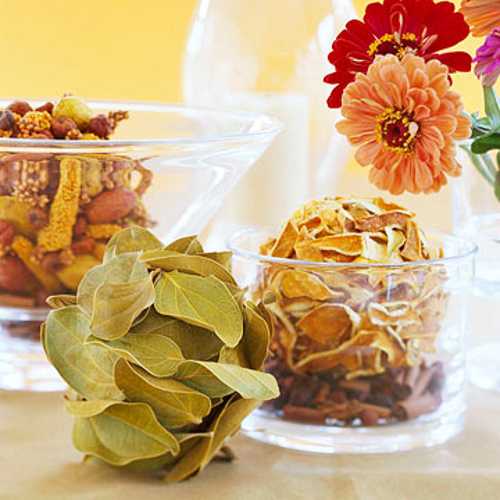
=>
[230,228,476,453]
[0,100,280,391]
[183,0,356,242]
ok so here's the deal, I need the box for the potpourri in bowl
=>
[230,196,476,453]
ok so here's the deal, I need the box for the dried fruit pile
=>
[0,96,154,337]
[256,197,448,426]
[42,227,278,482]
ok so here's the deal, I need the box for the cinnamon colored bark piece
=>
[282,405,326,424]
[394,392,442,420]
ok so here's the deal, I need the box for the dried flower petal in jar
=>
[230,197,476,453]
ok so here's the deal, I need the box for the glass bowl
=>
[229,228,476,453]
[0,100,281,391]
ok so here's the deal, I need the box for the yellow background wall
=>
[0,0,486,111]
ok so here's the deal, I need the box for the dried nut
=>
[0,220,15,247]
[30,130,54,139]
[36,102,54,114]
[0,110,17,133]
[51,117,78,139]
[88,114,113,139]
[53,96,92,129]
[7,100,32,116]
[360,408,379,426]
[84,188,136,224]
[65,128,82,140]
[0,256,37,293]
[71,237,95,255]
[73,216,88,237]
[35,289,51,307]
[28,207,49,230]
[41,252,65,273]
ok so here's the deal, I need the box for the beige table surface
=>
[1,385,499,500]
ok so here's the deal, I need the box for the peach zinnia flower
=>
[336,54,471,195]
[460,0,500,37]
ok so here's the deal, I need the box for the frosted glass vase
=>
[183,0,355,243]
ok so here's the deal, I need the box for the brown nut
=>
[0,110,17,133]
[88,114,113,139]
[0,256,37,293]
[51,116,78,139]
[71,237,95,255]
[36,102,54,114]
[0,220,15,247]
[84,188,136,224]
[41,252,65,273]
[7,100,32,116]
[28,207,49,230]
[73,216,88,238]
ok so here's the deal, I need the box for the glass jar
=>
[0,100,280,391]
[183,0,356,243]
[229,228,476,453]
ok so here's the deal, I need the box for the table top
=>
[1,385,499,500]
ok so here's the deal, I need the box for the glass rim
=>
[228,226,478,270]
[0,99,283,149]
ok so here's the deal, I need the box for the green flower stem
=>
[460,144,496,187]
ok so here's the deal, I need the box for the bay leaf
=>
[165,235,203,255]
[73,401,180,466]
[199,397,259,468]
[42,306,123,400]
[154,271,243,348]
[130,309,222,360]
[65,399,116,418]
[86,332,184,377]
[174,360,279,400]
[46,294,76,309]
[198,251,232,271]
[104,226,162,262]
[141,249,236,285]
[77,253,149,315]
[124,432,212,473]
[114,359,211,428]
[77,253,155,341]
[164,396,258,482]
[219,302,271,370]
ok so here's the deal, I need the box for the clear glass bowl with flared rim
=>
[229,227,476,453]
[0,100,281,391]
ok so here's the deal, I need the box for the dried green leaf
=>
[141,249,236,285]
[104,226,162,262]
[46,294,76,309]
[174,360,279,400]
[219,302,271,370]
[165,235,203,254]
[65,399,117,418]
[42,306,123,400]
[78,253,155,341]
[72,401,180,466]
[198,251,232,271]
[86,332,184,378]
[164,397,259,482]
[130,309,222,360]
[154,271,243,348]
[114,359,211,429]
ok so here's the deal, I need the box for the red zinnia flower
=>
[325,0,472,108]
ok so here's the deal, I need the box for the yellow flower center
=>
[375,108,419,153]
[368,32,418,58]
